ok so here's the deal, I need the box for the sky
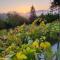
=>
[0,0,51,13]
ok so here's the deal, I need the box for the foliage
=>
[45,13,59,23]
[0,20,60,60]
[47,21,60,44]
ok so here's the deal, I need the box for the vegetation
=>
[0,19,60,60]
[0,0,60,59]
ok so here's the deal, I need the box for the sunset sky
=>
[0,0,51,13]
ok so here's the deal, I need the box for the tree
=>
[54,0,60,5]
[29,6,37,23]
[45,13,58,23]
[50,0,60,19]
[0,19,6,29]
[50,0,60,60]
[7,12,28,28]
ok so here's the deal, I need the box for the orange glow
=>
[0,5,49,13]
[17,6,30,13]
[14,5,49,13]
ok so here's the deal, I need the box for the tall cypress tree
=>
[29,6,37,23]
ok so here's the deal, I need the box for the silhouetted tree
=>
[29,6,37,23]
[54,0,60,5]
[50,0,60,19]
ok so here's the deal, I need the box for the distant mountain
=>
[0,10,49,20]
[0,13,8,20]
[36,10,49,16]
[22,10,49,18]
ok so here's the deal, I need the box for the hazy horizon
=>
[0,0,51,13]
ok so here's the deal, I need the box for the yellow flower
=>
[40,21,46,27]
[32,40,39,48]
[45,42,51,47]
[40,42,51,50]
[16,51,27,60]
